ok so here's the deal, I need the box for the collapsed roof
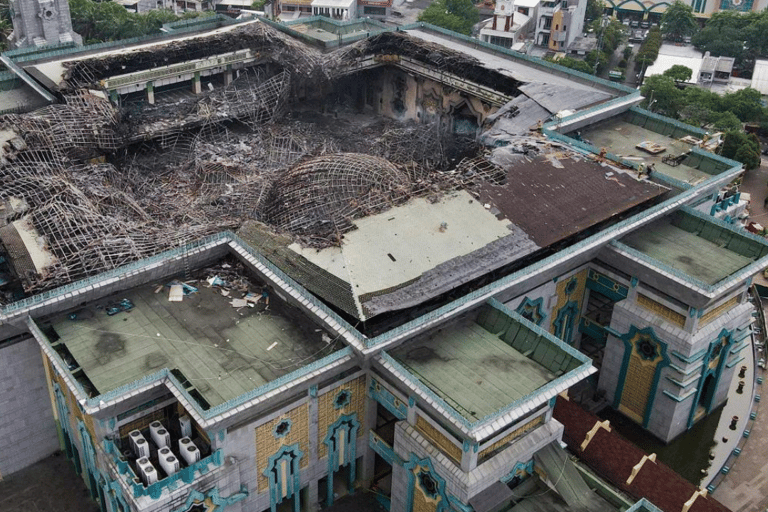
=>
[0,20,655,323]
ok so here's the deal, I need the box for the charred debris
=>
[0,23,573,304]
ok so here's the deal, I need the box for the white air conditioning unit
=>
[179,415,193,439]
[129,430,150,459]
[137,457,158,485]
[150,422,170,448]
[179,437,201,465]
[158,447,180,476]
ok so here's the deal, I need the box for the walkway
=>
[0,452,99,512]
[712,157,768,512]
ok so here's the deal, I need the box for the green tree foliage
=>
[418,0,479,36]
[660,0,697,42]
[636,27,662,69]
[692,10,768,71]
[721,130,761,170]
[711,111,741,132]
[734,143,761,170]
[585,0,603,23]
[70,0,208,43]
[640,75,681,116]
[546,56,593,74]
[663,64,692,82]
[719,88,764,122]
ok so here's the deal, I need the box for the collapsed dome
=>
[263,153,412,242]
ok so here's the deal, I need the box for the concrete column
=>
[460,441,477,472]
[224,64,233,86]
[146,81,155,105]
[406,397,416,425]
[307,386,320,511]
[360,375,378,486]
[192,71,202,94]
[685,306,698,332]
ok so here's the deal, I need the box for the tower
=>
[9,0,82,49]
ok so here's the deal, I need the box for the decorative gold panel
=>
[477,415,544,460]
[550,269,588,334]
[700,295,739,327]
[255,403,309,492]
[637,294,686,328]
[318,376,367,459]
[415,415,462,464]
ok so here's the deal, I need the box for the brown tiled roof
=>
[553,396,732,512]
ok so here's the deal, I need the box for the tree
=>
[585,0,603,23]
[546,56,594,74]
[418,0,479,36]
[70,0,207,43]
[663,65,692,82]
[721,130,759,165]
[734,144,761,170]
[640,75,681,116]
[711,111,741,132]
[661,0,697,42]
[718,88,764,123]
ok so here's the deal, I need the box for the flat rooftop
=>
[46,272,339,408]
[619,211,764,285]
[388,304,582,421]
[476,149,668,248]
[574,116,712,185]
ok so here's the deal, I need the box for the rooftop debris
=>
[0,22,620,304]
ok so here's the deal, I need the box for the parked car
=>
[630,20,639,28]
[640,21,650,29]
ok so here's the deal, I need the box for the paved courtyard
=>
[0,452,99,512]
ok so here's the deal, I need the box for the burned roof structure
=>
[0,18,696,328]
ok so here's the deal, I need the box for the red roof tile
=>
[553,396,732,512]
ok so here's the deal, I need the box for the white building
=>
[479,0,532,49]
[535,0,586,51]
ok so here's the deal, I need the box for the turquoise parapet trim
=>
[259,16,389,48]
[610,206,768,294]
[627,106,707,138]
[171,485,249,512]
[626,498,665,512]
[379,299,593,431]
[369,431,404,466]
[5,15,236,65]
[368,378,408,420]
[405,23,635,94]
[199,347,353,419]
[610,241,714,291]
[651,171,694,191]
[726,356,746,369]
[4,232,230,315]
